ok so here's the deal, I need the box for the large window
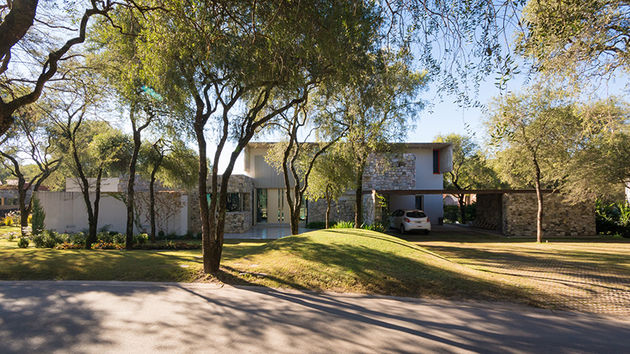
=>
[433,149,440,174]
[226,193,241,212]
[256,189,267,222]
[207,192,243,212]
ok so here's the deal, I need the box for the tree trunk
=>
[354,163,365,228]
[458,194,467,224]
[194,122,212,273]
[325,197,332,229]
[0,0,38,62]
[17,179,28,236]
[125,129,141,249]
[534,164,544,243]
[84,166,101,249]
[92,168,103,245]
[149,168,157,243]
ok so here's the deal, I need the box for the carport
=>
[363,188,594,237]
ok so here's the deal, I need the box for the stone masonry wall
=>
[308,193,377,226]
[363,153,415,190]
[308,197,356,224]
[187,174,255,234]
[502,193,596,237]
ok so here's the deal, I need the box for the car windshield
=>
[406,211,426,218]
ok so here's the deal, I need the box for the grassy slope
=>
[0,227,544,307]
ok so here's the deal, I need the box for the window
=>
[277,189,284,222]
[207,192,242,212]
[256,189,267,222]
[415,195,424,210]
[432,149,440,174]
[226,193,241,212]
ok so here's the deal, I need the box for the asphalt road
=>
[0,281,629,353]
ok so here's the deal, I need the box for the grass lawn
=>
[1,225,629,314]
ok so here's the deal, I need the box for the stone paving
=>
[418,239,630,316]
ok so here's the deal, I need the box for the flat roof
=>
[364,189,555,195]
[247,142,451,149]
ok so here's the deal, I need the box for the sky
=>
[217,73,526,175]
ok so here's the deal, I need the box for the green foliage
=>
[32,230,63,248]
[96,232,125,245]
[443,204,477,224]
[2,215,13,227]
[134,233,149,245]
[518,0,630,85]
[331,221,355,229]
[435,133,503,190]
[487,88,581,189]
[17,237,29,248]
[31,197,45,235]
[361,223,386,233]
[306,222,327,229]
[306,149,355,204]
[596,201,630,237]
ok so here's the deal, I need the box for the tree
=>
[138,138,197,241]
[265,101,347,235]
[91,12,163,249]
[487,88,579,242]
[320,53,425,227]
[0,0,149,137]
[0,104,60,236]
[140,0,380,273]
[434,133,502,223]
[518,0,630,84]
[306,149,355,228]
[49,76,131,247]
[551,98,630,202]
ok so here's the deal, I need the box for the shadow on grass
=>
[217,232,551,308]
[0,248,197,282]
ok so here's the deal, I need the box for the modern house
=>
[37,142,452,235]
[189,142,453,233]
[0,180,48,216]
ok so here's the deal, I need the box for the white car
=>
[389,209,431,234]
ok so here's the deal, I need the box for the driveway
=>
[1,281,629,353]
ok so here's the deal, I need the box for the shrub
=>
[96,231,114,243]
[92,241,124,250]
[17,237,29,248]
[443,203,476,224]
[7,232,16,241]
[134,233,149,245]
[68,232,86,246]
[2,215,14,226]
[157,230,166,240]
[32,230,61,248]
[55,242,84,250]
[306,221,326,229]
[112,233,125,244]
[331,221,355,229]
[596,201,630,237]
[362,223,386,233]
[31,198,45,235]
[134,241,201,250]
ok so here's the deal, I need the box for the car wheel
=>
[424,230,430,235]
[399,224,405,234]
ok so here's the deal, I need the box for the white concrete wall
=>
[410,148,445,189]
[65,178,121,192]
[388,194,443,224]
[35,191,188,235]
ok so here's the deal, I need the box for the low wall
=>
[502,193,596,237]
[36,191,188,235]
